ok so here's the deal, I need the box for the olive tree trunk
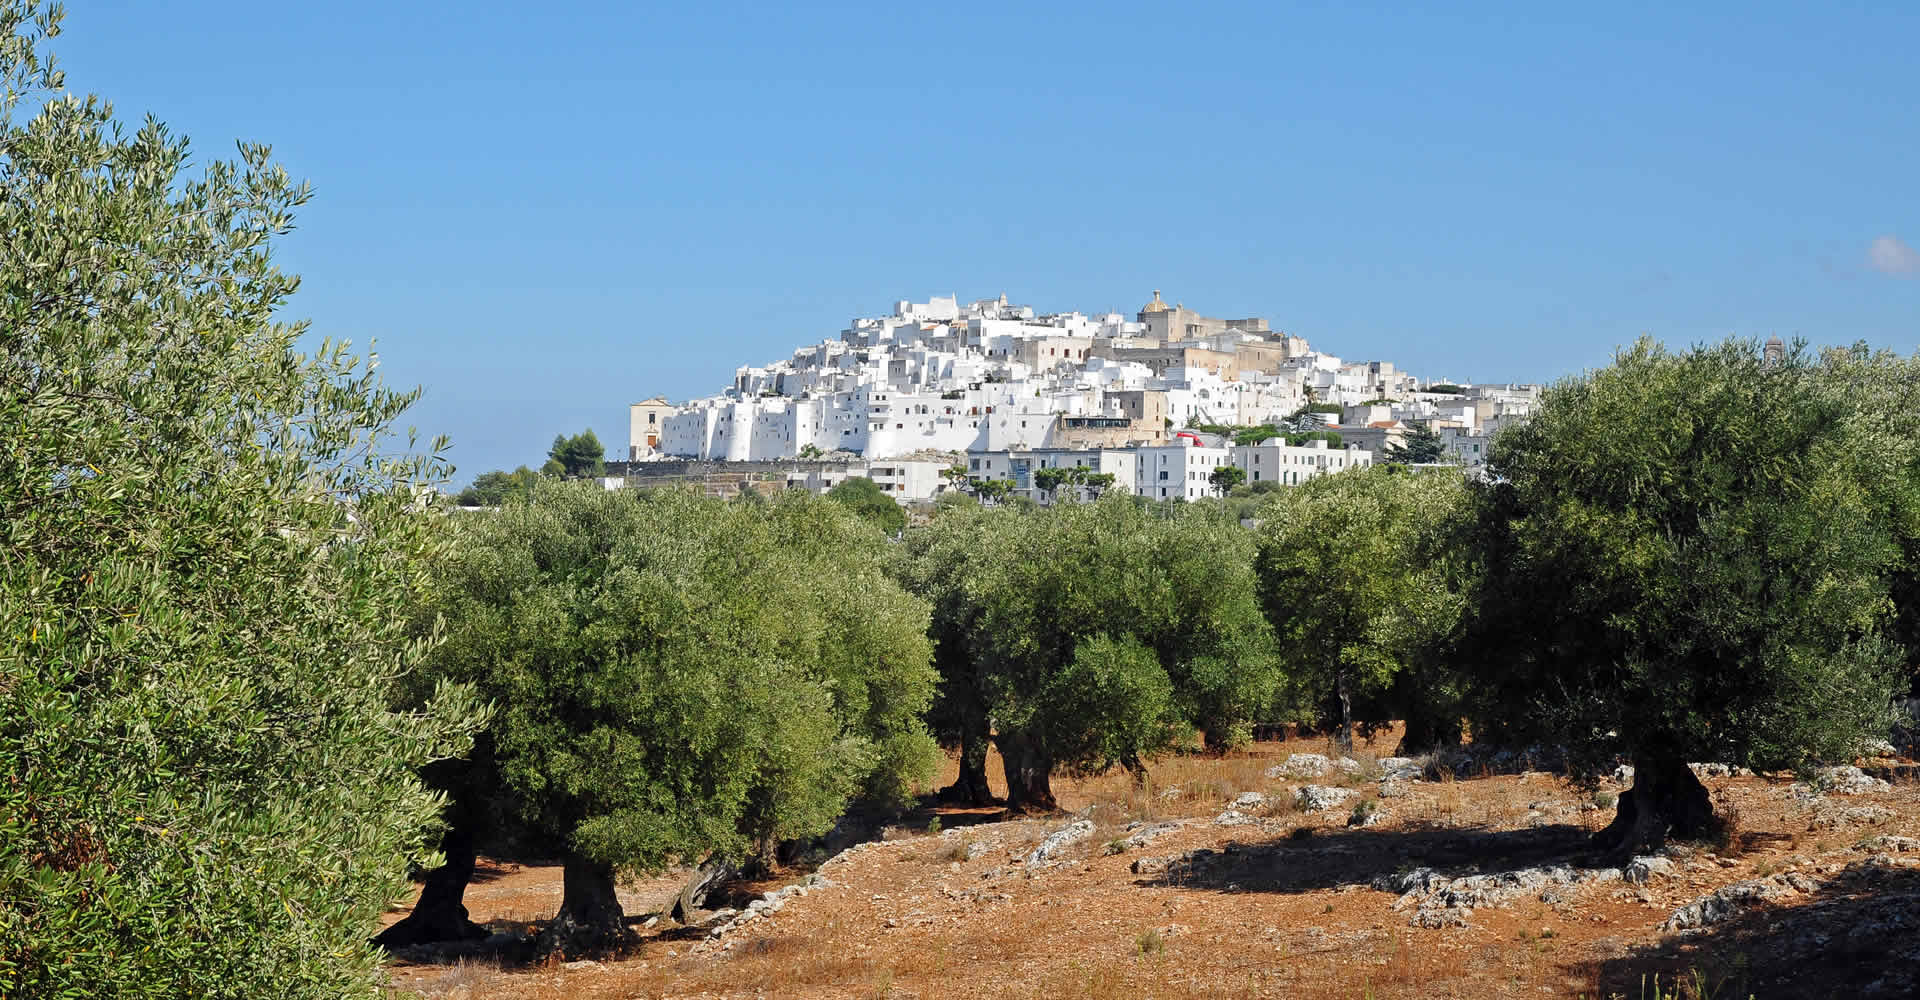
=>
[1594,755,1718,856]
[372,826,485,949]
[668,856,737,924]
[1335,664,1355,753]
[939,715,997,806]
[535,853,628,958]
[996,731,1057,814]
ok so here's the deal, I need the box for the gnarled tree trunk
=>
[535,853,629,958]
[373,825,486,949]
[1594,755,1718,856]
[997,730,1057,814]
[669,856,737,925]
[939,716,997,806]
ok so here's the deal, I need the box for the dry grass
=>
[387,728,1920,1000]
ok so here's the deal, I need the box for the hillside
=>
[384,729,1920,1000]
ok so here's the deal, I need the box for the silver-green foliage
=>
[0,5,483,996]
[913,493,1277,805]
[425,484,939,871]
[1468,338,1914,774]
[1253,465,1470,732]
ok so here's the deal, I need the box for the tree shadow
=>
[1135,822,1606,895]
[1581,860,1920,999]
[466,856,519,885]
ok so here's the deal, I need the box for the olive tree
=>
[1254,465,1471,751]
[1813,344,1920,688]
[826,475,907,534]
[903,494,1278,812]
[391,484,937,956]
[896,502,1012,805]
[0,6,483,996]
[1465,338,1914,853]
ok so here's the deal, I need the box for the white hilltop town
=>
[621,292,1540,504]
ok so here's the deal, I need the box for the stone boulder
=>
[1662,873,1816,931]
[1269,753,1332,779]
[1025,819,1094,867]
[1624,856,1675,885]
[1297,785,1354,812]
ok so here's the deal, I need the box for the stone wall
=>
[614,460,857,499]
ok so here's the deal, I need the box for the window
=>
[1158,471,1168,481]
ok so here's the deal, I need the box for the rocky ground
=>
[383,729,1920,999]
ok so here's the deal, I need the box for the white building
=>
[1134,438,1235,501]
[635,293,1533,487]
[1231,438,1374,487]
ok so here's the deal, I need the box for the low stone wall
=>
[614,460,858,499]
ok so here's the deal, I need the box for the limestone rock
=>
[1412,906,1472,928]
[1025,819,1094,867]
[1662,874,1810,931]
[1812,805,1896,830]
[1377,862,1623,927]
[1817,766,1892,795]
[1297,785,1353,812]
[1856,836,1920,854]
[1377,757,1426,781]
[1120,820,1182,849]
[1270,753,1332,779]
[1624,856,1675,885]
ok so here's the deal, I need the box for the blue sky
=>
[48,1,1920,481]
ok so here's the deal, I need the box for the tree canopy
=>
[406,484,937,954]
[1385,423,1447,465]
[1255,466,1471,751]
[826,475,907,534]
[1,6,482,995]
[1285,430,1344,448]
[1464,338,1915,852]
[1032,465,1114,503]
[542,429,606,479]
[900,495,1279,810]
[1209,464,1247,495]
[455,465,542,506]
